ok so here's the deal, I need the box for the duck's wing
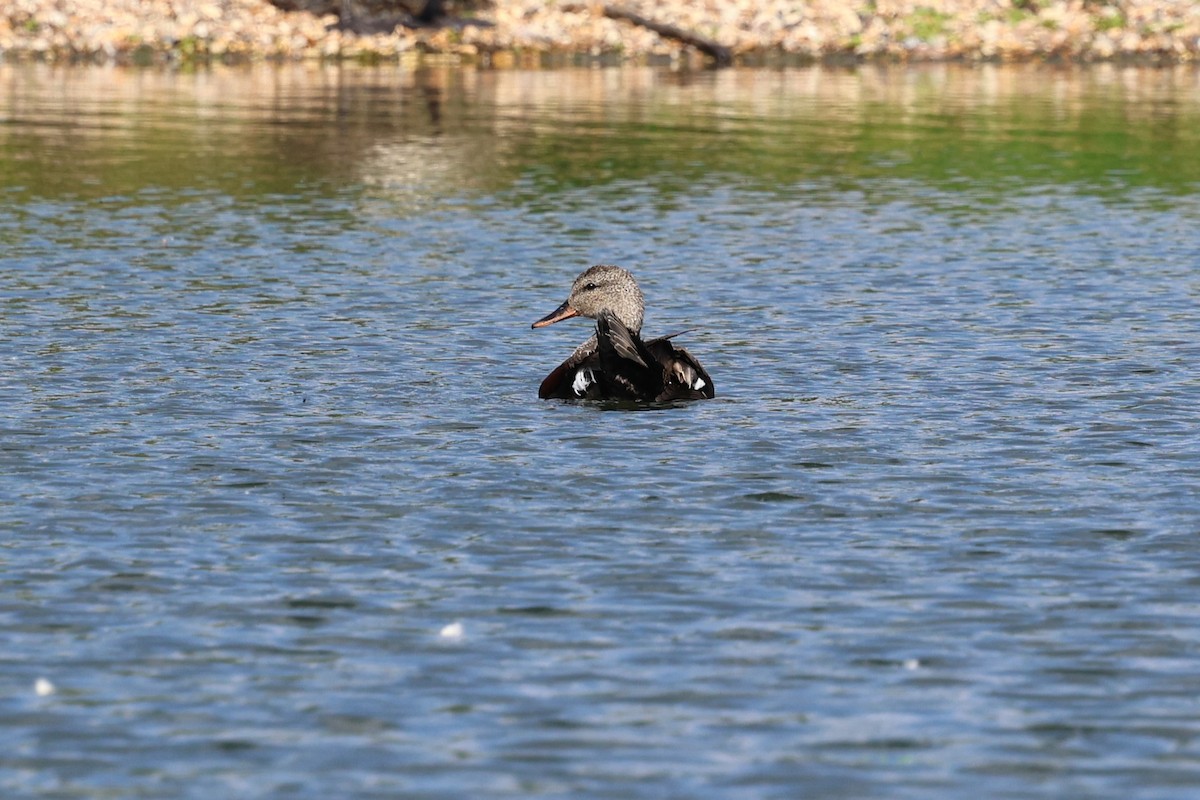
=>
[595,313,662,400]
[645,335,716,401]
[540,351,612,400]
[538,338,601,399]
[538,359,577,399]
[597,312,647,368]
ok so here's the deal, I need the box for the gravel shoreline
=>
[2,1,1199,65]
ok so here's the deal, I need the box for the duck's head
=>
[531,265,645,335]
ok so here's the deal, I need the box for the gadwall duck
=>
[531,265,715,401]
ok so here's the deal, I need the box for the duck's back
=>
[538,313,714,401]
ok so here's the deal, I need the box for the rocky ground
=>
[1,0,1199,64]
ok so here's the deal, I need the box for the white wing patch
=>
[673,361,706,391]
[572,368,595,396]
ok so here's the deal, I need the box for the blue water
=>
[2,64,1200,798]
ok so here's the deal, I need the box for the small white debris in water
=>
[903,658,921,671]
[439,622,464,640]
[34,678,55,696]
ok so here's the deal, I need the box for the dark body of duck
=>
[532,265,715,402]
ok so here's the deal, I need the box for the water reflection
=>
[2,63,1199,205]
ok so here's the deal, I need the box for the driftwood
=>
[268,0,731,62]
[268,0,455,33]
[565,3,733,66]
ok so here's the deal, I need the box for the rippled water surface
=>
[3,63,1200,798]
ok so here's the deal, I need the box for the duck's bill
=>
[532,300,578,328]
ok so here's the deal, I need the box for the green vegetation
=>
[178,35,202,59]
[130,44,157,66]
[909,8,953,41]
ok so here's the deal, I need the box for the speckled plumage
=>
[531,265,715,402]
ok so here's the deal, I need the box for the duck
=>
[531,265,715,401]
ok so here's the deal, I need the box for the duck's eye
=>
[583,282,598,291]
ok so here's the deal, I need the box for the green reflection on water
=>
[2,63,1198,204]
